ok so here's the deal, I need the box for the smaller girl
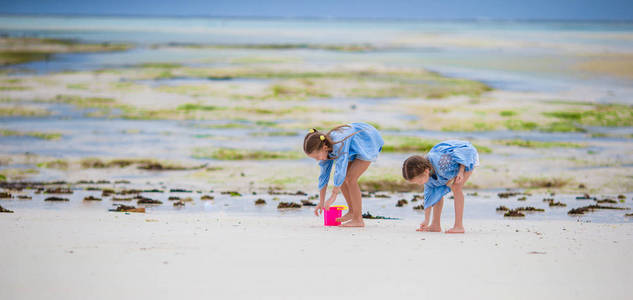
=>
[402,140,479,233]
[303,122,384,227]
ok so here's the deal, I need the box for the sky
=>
[1,0,633,21]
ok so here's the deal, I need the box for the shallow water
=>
[2,16,633,102]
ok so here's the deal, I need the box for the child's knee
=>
[344,176,359,186]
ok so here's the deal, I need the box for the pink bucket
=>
[324,205,348,226]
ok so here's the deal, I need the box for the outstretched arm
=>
[314,184,328,216]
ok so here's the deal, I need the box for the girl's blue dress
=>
[317,123,384,190]
[424,140,479,208]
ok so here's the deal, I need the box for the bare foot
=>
[336,212,353,223]
[341,219,365,227]
[445,226,465,234]
[427,224,442,232]
[416,224,429,232]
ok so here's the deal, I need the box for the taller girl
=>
[303,122,384,227]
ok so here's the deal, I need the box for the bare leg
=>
[427,198,443,232]
[340,160,371,227]
[416,206,432,231]
[446,171,472,234]
[337,180,353,223]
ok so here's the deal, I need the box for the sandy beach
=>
[1,208,632,300]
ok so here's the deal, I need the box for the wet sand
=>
[1,208,632,300]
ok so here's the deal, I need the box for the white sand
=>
[1,209,632,300]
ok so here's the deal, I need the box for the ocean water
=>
[1,15,633,102]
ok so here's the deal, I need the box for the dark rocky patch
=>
[44,196,69,201]
[362,212,399,220]
[300,200,316,206]
[277,202,301,209]
[568,205,628,215]
[116,189,142,195]
[496,206,509,211]
[516,206,545,212]
[135,196,162,204]
[101,189,115,197]
[396,199,408,207]
[0,205,13,213]
[112,197,133,201]
[498,192,521,199]
[44,187,73,194]
[595,198,617,204]
[109,204,145,213]
[504,209,525,217]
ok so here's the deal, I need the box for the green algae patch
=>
[514,176,571,188]
[0,106,51,117]
[543,104,633,127]
[0,37,131,66]
[37,159,69,169]
[496,139,585,148]
[192,147,302,160]
[382,136,438,152]
[0,129,61,140]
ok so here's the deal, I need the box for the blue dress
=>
[317,123,384,190]
[424,140,480,208]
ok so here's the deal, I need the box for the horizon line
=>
[1,12,632,23]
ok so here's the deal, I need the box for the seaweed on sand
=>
[109,204,145,213]
[255,199,266,205]
[595,198,617,204]
[44,196,69,201]
[83,195,102,201]
[504,209,525,217]
[0,205,13,213]
[200,195,214,200]
[396,199,408,207]
[135,196,162,204]
[44,187,73,194]
[568,205,628,215]
[498,192,521,199]
[516,206,545,212]
[173,201,185,207]
[222,191,242,197]
[0,192,12,198]
[362,212,399,220]
[412,204,425,210]
[277,202,301,208]
[496,206,509,211]
[300,200,316,206]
